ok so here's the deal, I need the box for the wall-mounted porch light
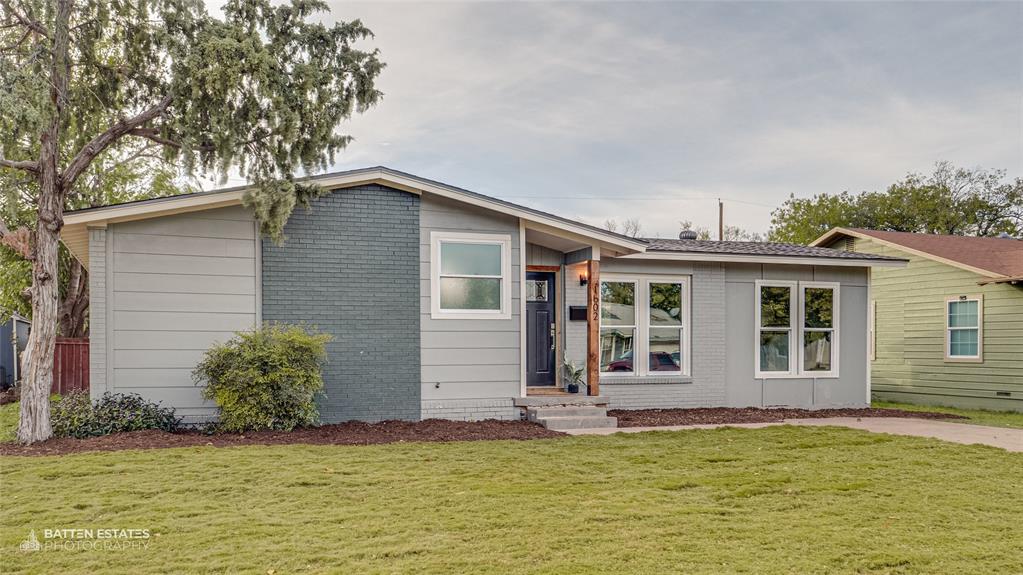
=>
[579,270,589,286]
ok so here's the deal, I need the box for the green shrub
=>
[51,391,180,438]
[193,323,331,432]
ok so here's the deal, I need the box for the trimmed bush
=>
[51,391,179,438]
[193,323,331,432]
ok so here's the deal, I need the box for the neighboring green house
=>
[813,228,1023,412]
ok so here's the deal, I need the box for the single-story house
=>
[812,228,1023,412]
[60,167,906,425]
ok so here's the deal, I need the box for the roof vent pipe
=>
[679,230,699,240]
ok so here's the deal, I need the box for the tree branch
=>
[0,0,49,38]
[127,127,186,149]
[62,95,172,188]
[0,156,40,172]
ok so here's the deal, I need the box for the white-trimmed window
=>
[945,295,983,362]
[801,283,838,376]
[599,275,689,377]
[755,280,839,378]
[756,281,797,376]
[430,232,512,319]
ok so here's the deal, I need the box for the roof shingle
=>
[642,238,905,262]
[841,229,1023,278]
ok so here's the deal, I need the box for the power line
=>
[500,195,778,209]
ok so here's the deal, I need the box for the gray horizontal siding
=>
[420,194,522,406]
[724,263,868,409]
[104,206,258,419]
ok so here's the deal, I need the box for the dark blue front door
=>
[526,272,556,386]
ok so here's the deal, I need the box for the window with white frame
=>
[430,232,511,319]
[600,276,689,376]
[946,295,982,361]
[801,284,837,374]
[755,281,839,378]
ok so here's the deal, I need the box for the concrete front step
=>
[527,406,608,421]
[525,403,618,430]
[537,415,618,431]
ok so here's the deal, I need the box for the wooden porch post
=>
[586,259,600,396]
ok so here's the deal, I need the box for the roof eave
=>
[622,251,907,268]
[810,227,1004,278]
[978,275,1023,286]
[61,167,649,271]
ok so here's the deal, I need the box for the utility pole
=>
[718,199,724,241]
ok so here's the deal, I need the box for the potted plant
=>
[562,361,585,394]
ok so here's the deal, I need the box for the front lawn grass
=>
[2,426,1020,574]
[873,400,1023,429]
[0,401,17,442]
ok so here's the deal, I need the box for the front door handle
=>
[550,322,556,351]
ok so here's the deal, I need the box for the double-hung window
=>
[599,276,689,376]
[755,280,839,378]
[945,295,982,362]
[801,283,837,375]
[430,232,512,319]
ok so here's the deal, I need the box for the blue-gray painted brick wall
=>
[261,184,421,422]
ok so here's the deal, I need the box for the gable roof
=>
[61,166,647,268]
[60,167,907,271]
[811,227,1023,280]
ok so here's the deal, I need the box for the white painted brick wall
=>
[421,398,520,421]
[602,383,704,409]
[689,262,727,405]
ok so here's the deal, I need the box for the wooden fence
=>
[52,337,89,395]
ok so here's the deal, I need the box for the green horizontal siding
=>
[852,237,1023,412]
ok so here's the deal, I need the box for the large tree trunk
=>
[18,0,71,444]
[18,188,61,443]
[59,258,89,338]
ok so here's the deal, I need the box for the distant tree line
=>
[768,162,1022,245]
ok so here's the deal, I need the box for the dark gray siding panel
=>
[262,184,421,423]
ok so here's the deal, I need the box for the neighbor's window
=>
[431,232,511,319]
[600,277,689,376]
[946,295,982,361]
[755,281,840,377]
[600,281,636,374]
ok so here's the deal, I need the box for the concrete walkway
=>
[564,417,1023,452]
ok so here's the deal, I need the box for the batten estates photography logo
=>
[20,528,152,552]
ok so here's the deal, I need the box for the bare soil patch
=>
[0,419,563,456]
[609,407,968,427]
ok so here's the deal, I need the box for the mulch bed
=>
[0,419,563,457]
[609,407,967,427]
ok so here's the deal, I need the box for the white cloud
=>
[204,1,1022,238]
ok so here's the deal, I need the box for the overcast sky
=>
[215,1,1023,238]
